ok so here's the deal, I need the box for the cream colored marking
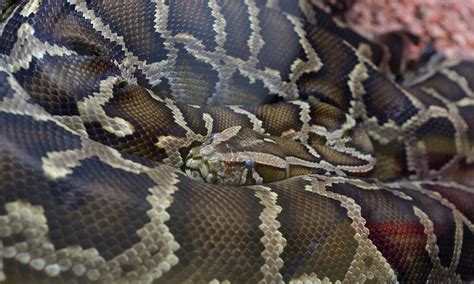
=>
[286,156,346,176]
[252,168,264,184]
[67,0,167,84]
[20,0,41,17]
[1,164,181,283]
[149,0,180,91]
[289,274,334,284]
[285,13,324,83]
[205,0,238,105]
[1,3,23,33]
[297,0,317,23]
[419,86,451,105]
[263,138,276,144]
[209,280,231,284]
[150,97,210,164]
[0,71,55,122]
[402,106,467,179]
[53,115,89,137]
[265,0,280,9]
[252,186,286,283]
[451,215,464,271]
[208,0,227,51]
[77,76,135,137]
[457,97,474,107]
[174,32,298,101]
[173,31,291,103]
[42,139,148,180]
[219,151,288,170]
[348,54,425,144]
[2,23,76,73]
[289,100,311,126]
[228,105,265,133]
[312,174,382,191]
[303,142,321,159]
[156,135,193,167]
[347,61,369,100]
[163,97,194,134]
[209,126,242,146]
[388,189,413,201]
[302,176,397,283]
[440,68,474,98]
[245,0,265,67]
[356,43,374,64]
[413,207,462,282]
[420,181,474,195]
[322,135,376,173]
[33,132,182,282]
[402,61,461,87]
[404,182,474,232]
[363,116,402,145]
[203,112,215,137]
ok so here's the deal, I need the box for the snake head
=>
[183,127,289,186]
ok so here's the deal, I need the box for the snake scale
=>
[0,0,473,282]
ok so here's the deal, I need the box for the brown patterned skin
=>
[0,0,473,283]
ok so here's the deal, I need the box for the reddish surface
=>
[343,0,474,60]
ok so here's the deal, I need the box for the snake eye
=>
[244,159,255,169]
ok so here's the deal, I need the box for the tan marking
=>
[451,215,464,272]
[209,280,231,284]
[220,151,288,170]
[155,134,205,167]
[67,0,167,83]
[290,274,333,283]
[356,43,374,63]
[149,0,180,90]
[208,0,227,51]
[347,62,369,100]
[209,126,242,146]
[304,176,397,283]
[297,0,317,23]
[413,207,461,282]
[1,166,181,282]
[387,189,414,201]
[2,23,76,73]
[285,13,324,83]
[78,76,135,137]
[42,139,148,180]
[440,69,474,98]
[22,133,182,282]
[420,86,451,105]
[245,0,265,67]
[404,60,459,86]
[205,0,237,105]
[173,27,299,100]
[227,106,265,134]
[20,0,41,17]
[286,156,346,176]
[404,182,474,232]
[289,100,311,126]
[0,71,55,122]
[402,106,467,179]
[253,186,285,283]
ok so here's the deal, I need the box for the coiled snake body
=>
[0,0,473,283]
